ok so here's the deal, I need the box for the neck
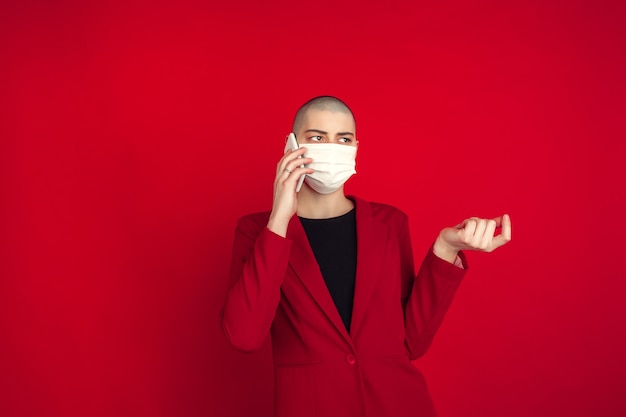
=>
[296,185,354,219]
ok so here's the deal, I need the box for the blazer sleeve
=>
[399,214,467,360]
[220,216,292,353]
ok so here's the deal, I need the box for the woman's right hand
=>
[266,147,314,237]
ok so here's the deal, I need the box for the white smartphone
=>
[284,132,306,192]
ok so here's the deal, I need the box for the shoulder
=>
[235,210,271,237]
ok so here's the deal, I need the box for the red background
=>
[1,1,625,416]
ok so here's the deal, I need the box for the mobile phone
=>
[284,132,306,192]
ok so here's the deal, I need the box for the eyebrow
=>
[304,129,355,136]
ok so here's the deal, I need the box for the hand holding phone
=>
[284,132,306,192]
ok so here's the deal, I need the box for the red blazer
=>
[221,196,467,417]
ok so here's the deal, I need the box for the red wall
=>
[1,1,625,416]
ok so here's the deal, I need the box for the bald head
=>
[292,96,355,134]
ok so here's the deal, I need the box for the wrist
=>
[267,216,289,238]
[433,234,460,264]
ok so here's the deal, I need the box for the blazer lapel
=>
[349,197,389,337]
[286,215,353,345]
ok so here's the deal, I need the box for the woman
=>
[221,96,511,417]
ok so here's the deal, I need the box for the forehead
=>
[299,109,356,133]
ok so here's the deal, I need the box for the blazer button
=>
[345,354,356,365]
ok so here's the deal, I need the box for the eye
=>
[338,137,352,143]
[309,135,323,142]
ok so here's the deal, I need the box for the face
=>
[296,109,358,148]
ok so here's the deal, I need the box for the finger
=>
[286,146,307,160]
[291,166,314,178]
[501,213,512,240]
[481,219,497,250]
[285,157,313,172]
[491,214,512,249]
[278,168,291,181]
[460,219,477,244]
[281,167,314,189]
[277,147,308,175]
[278,157,313,181]
[471,219,487,247]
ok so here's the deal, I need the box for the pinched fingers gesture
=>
[440,214,512,253]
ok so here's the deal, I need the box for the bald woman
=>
[221,96,511,417]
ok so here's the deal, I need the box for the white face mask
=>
[302,144,357,194]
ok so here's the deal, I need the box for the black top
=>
[299,208,357,333]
